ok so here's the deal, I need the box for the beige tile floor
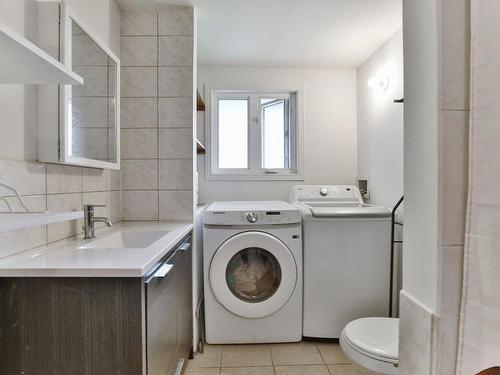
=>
[185,341,362,375]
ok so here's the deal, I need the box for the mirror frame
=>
[59,2,120,170]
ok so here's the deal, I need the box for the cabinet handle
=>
[177,242,191,251]
[146,263,173,283]
[174,358,185,375]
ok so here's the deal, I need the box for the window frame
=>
[205,88,305,181]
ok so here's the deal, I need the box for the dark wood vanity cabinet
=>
[0,234,192,375]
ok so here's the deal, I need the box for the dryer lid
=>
[307,204,391,218]
[344,318,399,361]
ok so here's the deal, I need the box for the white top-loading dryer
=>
[290,185,392,339]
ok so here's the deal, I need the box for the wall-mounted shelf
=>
[197,90,206,111]
[196,139,206,154]
[0,21,83,85]
[0,211,84,233]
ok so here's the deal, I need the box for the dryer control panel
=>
[289,185,364,204]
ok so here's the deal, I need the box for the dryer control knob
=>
[319,187,329,196]
[246,212,258,223]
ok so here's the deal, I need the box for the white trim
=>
[0,20,83,85]
[59,2,121,170]
[205,86,305,181]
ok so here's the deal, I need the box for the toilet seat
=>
[340,317,399,375]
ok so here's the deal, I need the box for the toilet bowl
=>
[340,317,399,375]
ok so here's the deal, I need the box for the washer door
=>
[209,231,297,319]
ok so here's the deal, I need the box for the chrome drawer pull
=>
[177,242,191,251]
[151,263,173,279]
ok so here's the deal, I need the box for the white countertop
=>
[0,221,193,277]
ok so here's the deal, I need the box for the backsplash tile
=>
[159,67,193,97]
[82,168,109,192]
[108,190,122,223]
[121,98,158,128]
[122,190,159,220]
[47,193,83,243]
[121,67,157,97]
[121,36,157,67]
[121,7,194,222]
[120,9,157,36]
[0,226,47,259]
[122,159,158,190]
[159,190,193,220]
[121,129,158,159]
[159,159,192,189]
[3,195,46,213]
[159,36,193,67]
[158,8,193,36]
[108,170,122,191]
[47,164,82,194]
[0,161,121,259]
[159,128,193,158]
[0,160,46,196]
[159,97,193,127]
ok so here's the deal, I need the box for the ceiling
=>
[116,0,402,68]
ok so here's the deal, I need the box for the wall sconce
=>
[368,75,390,92]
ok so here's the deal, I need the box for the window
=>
[208,90,302,180]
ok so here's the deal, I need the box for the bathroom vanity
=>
[0,223,193,375]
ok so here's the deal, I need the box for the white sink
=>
[78,230,169,249]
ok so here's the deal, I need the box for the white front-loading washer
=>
[290,185,392,339]
[203,201,302,344]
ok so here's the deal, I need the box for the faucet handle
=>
[83,204,106,213]
[84,204,106,209]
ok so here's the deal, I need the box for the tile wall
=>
[400,0,470,373]
[0,160,121,259]
[120,8,194,221]
[434,0,470,373]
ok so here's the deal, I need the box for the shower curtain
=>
[457,0,500,373]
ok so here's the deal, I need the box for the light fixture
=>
[368,74,390,92]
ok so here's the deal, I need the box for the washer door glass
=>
[209,231,298,318]
[226,247,282,303]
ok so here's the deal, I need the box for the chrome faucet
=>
[83,204,112,239]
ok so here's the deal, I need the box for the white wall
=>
[402,0,439,313]
[0,0,38,161]
[0,0,120,162]
[357,29,403,210]
[197,67,357,203]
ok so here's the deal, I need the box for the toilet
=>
[340,317,399,375]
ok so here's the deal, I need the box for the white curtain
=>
[457,0,500,373]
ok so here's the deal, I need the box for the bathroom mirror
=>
[37,2,120,170]
[68,20,119,165]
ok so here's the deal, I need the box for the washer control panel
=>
[240,210,294,224]
[246,212,258,223]
[204,201,301,226]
